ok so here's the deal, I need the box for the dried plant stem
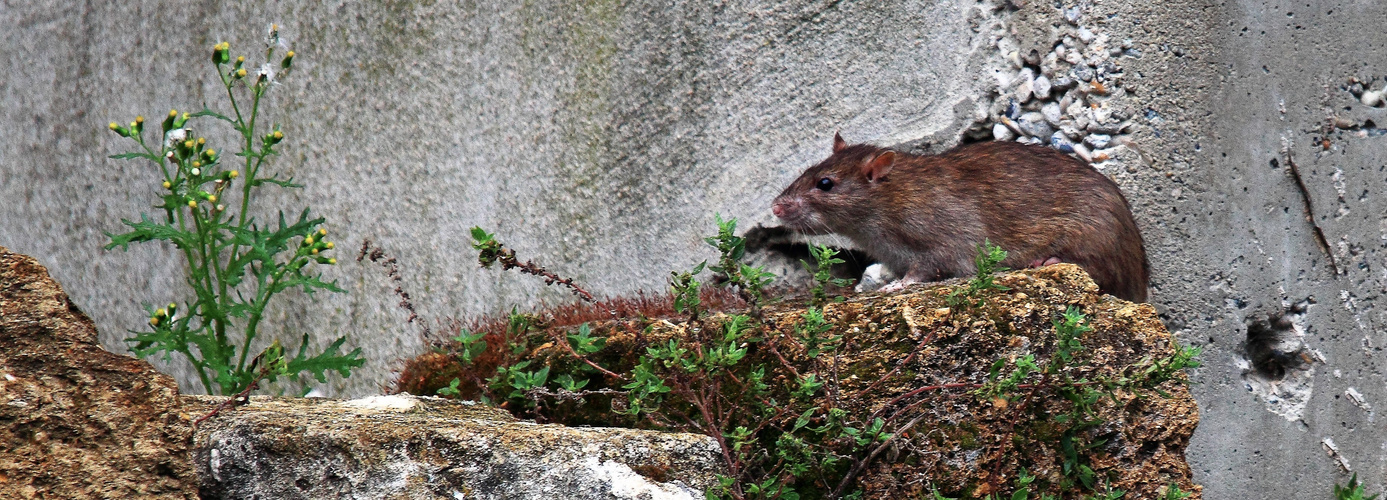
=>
[358,239,430,337]
[493,247,596,302]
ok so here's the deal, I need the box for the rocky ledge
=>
[0,245,1199,499]
[186,394,722,499]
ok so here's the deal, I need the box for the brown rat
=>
[772,133,1149,302]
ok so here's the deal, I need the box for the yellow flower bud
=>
[237,55,245,64]
[108,122,118,130]
[206,148,216,157]
[207,195,217,203]
[162,181,171,189]
[188,200,197,208]
[192,161,201,168]
[311,248,319,255]
[304,236,315,245]
[150,316,160,326]
[156,308,167,317]
[168,109,178,118]
[328,258,337,265]
[286,50,295,58]
[184,140,194,149]
[135,115,145,124]
[236,68,247,78]
[168,302,177,310]
[197,137,206,145]
[318,228,327,236]
[228,170,239,178]
[325,241,334,249]
[273,130,283,140]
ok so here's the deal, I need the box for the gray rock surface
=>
[5,1,1387,499]
[190,394,722,500]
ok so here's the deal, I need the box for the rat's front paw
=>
[1027,256,1062,268]
[877,277,921,293]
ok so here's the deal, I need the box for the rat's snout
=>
[772,198,797,220]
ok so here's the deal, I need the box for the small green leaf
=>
[189,107,234,123]
[109,152,158,160]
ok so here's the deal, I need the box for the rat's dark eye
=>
[816,177,834,191]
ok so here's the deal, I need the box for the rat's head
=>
[771,132,898,235]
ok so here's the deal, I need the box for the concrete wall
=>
[3,0,1386,498]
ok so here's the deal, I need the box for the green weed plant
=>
[105,28,362,395]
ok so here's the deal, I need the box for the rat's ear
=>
[862,151,896,182]
[833,131,847,153]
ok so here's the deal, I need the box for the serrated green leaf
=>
[285,334,365,383]
[273,272,346,295]
[104,214,194,251]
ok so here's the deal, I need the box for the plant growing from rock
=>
[947,239,1010,309]
[975,305,1201,496]
[803,244,850,308]
[105,28,362,395]
[412,222,1202,499]
[1335,474,1381,500]
[705,214,776,316]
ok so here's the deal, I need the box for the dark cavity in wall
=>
[1242,300,1314,381]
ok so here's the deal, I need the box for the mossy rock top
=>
[410,263,1200,499]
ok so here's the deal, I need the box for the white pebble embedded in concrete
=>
[993,122,1016,141]
[1042,102,1063,126]
[1084,133,1112,149]
[1361,90,1384,107]
[1033,75,1052,99]
[1017,111,1054,139]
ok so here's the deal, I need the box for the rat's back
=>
[921,141,1149,302]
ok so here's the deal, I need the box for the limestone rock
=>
[0,246,197,499]
[189,394,724,499]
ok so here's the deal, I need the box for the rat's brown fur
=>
[772,136,1148,302]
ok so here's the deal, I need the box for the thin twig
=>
[496,248,597,302]
[828,413,930,499]
[192,364,273,428]
[358,239,431,337]
[552,329,626,381]
[767,340,802,380]
[1281,148,1340,275]
[985,371,1051,491]
[853,327,942,400]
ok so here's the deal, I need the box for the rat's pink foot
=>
[1027,257,1062,268]
[878,277,922,293]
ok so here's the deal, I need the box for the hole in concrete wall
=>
[1238,299,1319,421]
[1243,306,1311,381]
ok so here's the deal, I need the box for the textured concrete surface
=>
[1067,1,1387,498]
[0,1,1002,397]
[3,0,1387,498]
